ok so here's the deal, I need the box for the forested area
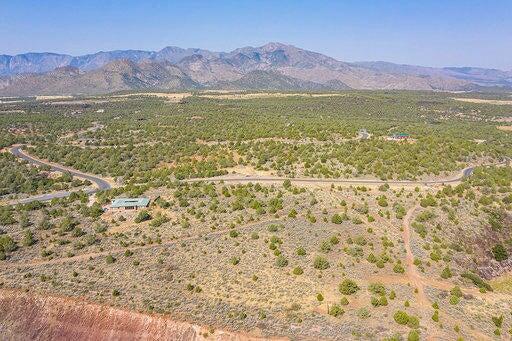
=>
[0,91,511,184]
[0,152,83,196]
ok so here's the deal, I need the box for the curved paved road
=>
[185,166,476,186]
[8,144,508,205]
[7,146,112,204]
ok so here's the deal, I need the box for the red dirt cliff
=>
[0,289,285,341]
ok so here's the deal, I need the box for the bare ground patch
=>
[197,92,348,100]
[497,125,512,132]
[112,92,192,103]
[452,97,512,105]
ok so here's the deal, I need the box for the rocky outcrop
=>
[0,289,282,341]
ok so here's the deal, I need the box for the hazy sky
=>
[1,0,511,70]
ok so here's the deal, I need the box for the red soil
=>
[0,289,285,341]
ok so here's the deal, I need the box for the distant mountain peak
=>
[260,42,294,51]
[0,43,510,95]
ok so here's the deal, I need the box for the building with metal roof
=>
[111,198,150,210]
[390,132,410,140]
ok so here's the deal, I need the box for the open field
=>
[196,92,348,100]
[112,92,192,103]
[497,125,512,132]
[0,90,511,340]
[452,97,512,105]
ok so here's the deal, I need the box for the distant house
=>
[390,133,410,140]
[358,128,370,139]
[111,198,150,210]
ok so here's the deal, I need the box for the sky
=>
[1,0,511,70]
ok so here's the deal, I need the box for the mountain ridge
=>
[1,43,510,95]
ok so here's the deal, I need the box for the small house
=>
[391,133,410,140]
[111,198,150,210]
[358,129,370,139]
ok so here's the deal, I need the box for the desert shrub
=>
[267,224,279,232]
[347,236,362,246]
[432,310,439,322]
[440,266,453,279]
[22,230,35,246]
[296,246,306,256]
[412,222,427,238]
[94,223,108,233]
[460,272,493,291]
[331,213,343,224]
[371,295,388,307]
[357,307,370,319]
[379,183,390,192]
[230,256,240,265]
[393,263,405,273]
[292,266,303,275]
[134,210,151,223]
[367,253,377,263]
[407,330,420,341]
[339,279,360,295]
[491,244,508,261]
[320,240,332,253]
[105,254,116,264]
[451,286,463,298]
[449,295,460,305]
[0,234,17,253]
[492,315,503,328]
[416,210,435,222]
[0,206,16,225]
[393,310,419,328]
[340,297,349,305]
[393,310,410,325]
[229,230,239,238]
[430,249,442,262]
[368,282,387,296]
[149,213,169,227]
[313,256,330,269]
[377,195,388,207]
[317,293,324,301]
[328,304,344,317]
[394,204,406,219]
[420,194,437,207]
[72,227,85,238]
[59,216,77,232]
[275,255,288,267]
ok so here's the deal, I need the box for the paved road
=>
[187,157,512,186]
[8,144,507,205]
[7,146,112,204]
[185,166,475,186]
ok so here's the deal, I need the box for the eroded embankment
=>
[0,289,281,341]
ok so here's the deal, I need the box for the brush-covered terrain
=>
[0,91,511,340]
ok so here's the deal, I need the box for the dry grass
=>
[490,274,512,294]
[497,125,512,132]
[112,92,191,103]
[452,97,512,105]
[35,95,73,100]
[197,92,347,100]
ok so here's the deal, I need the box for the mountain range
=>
[1,42,511,96]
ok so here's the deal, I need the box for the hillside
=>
[0,60,200,96]
[0,42,510,95]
